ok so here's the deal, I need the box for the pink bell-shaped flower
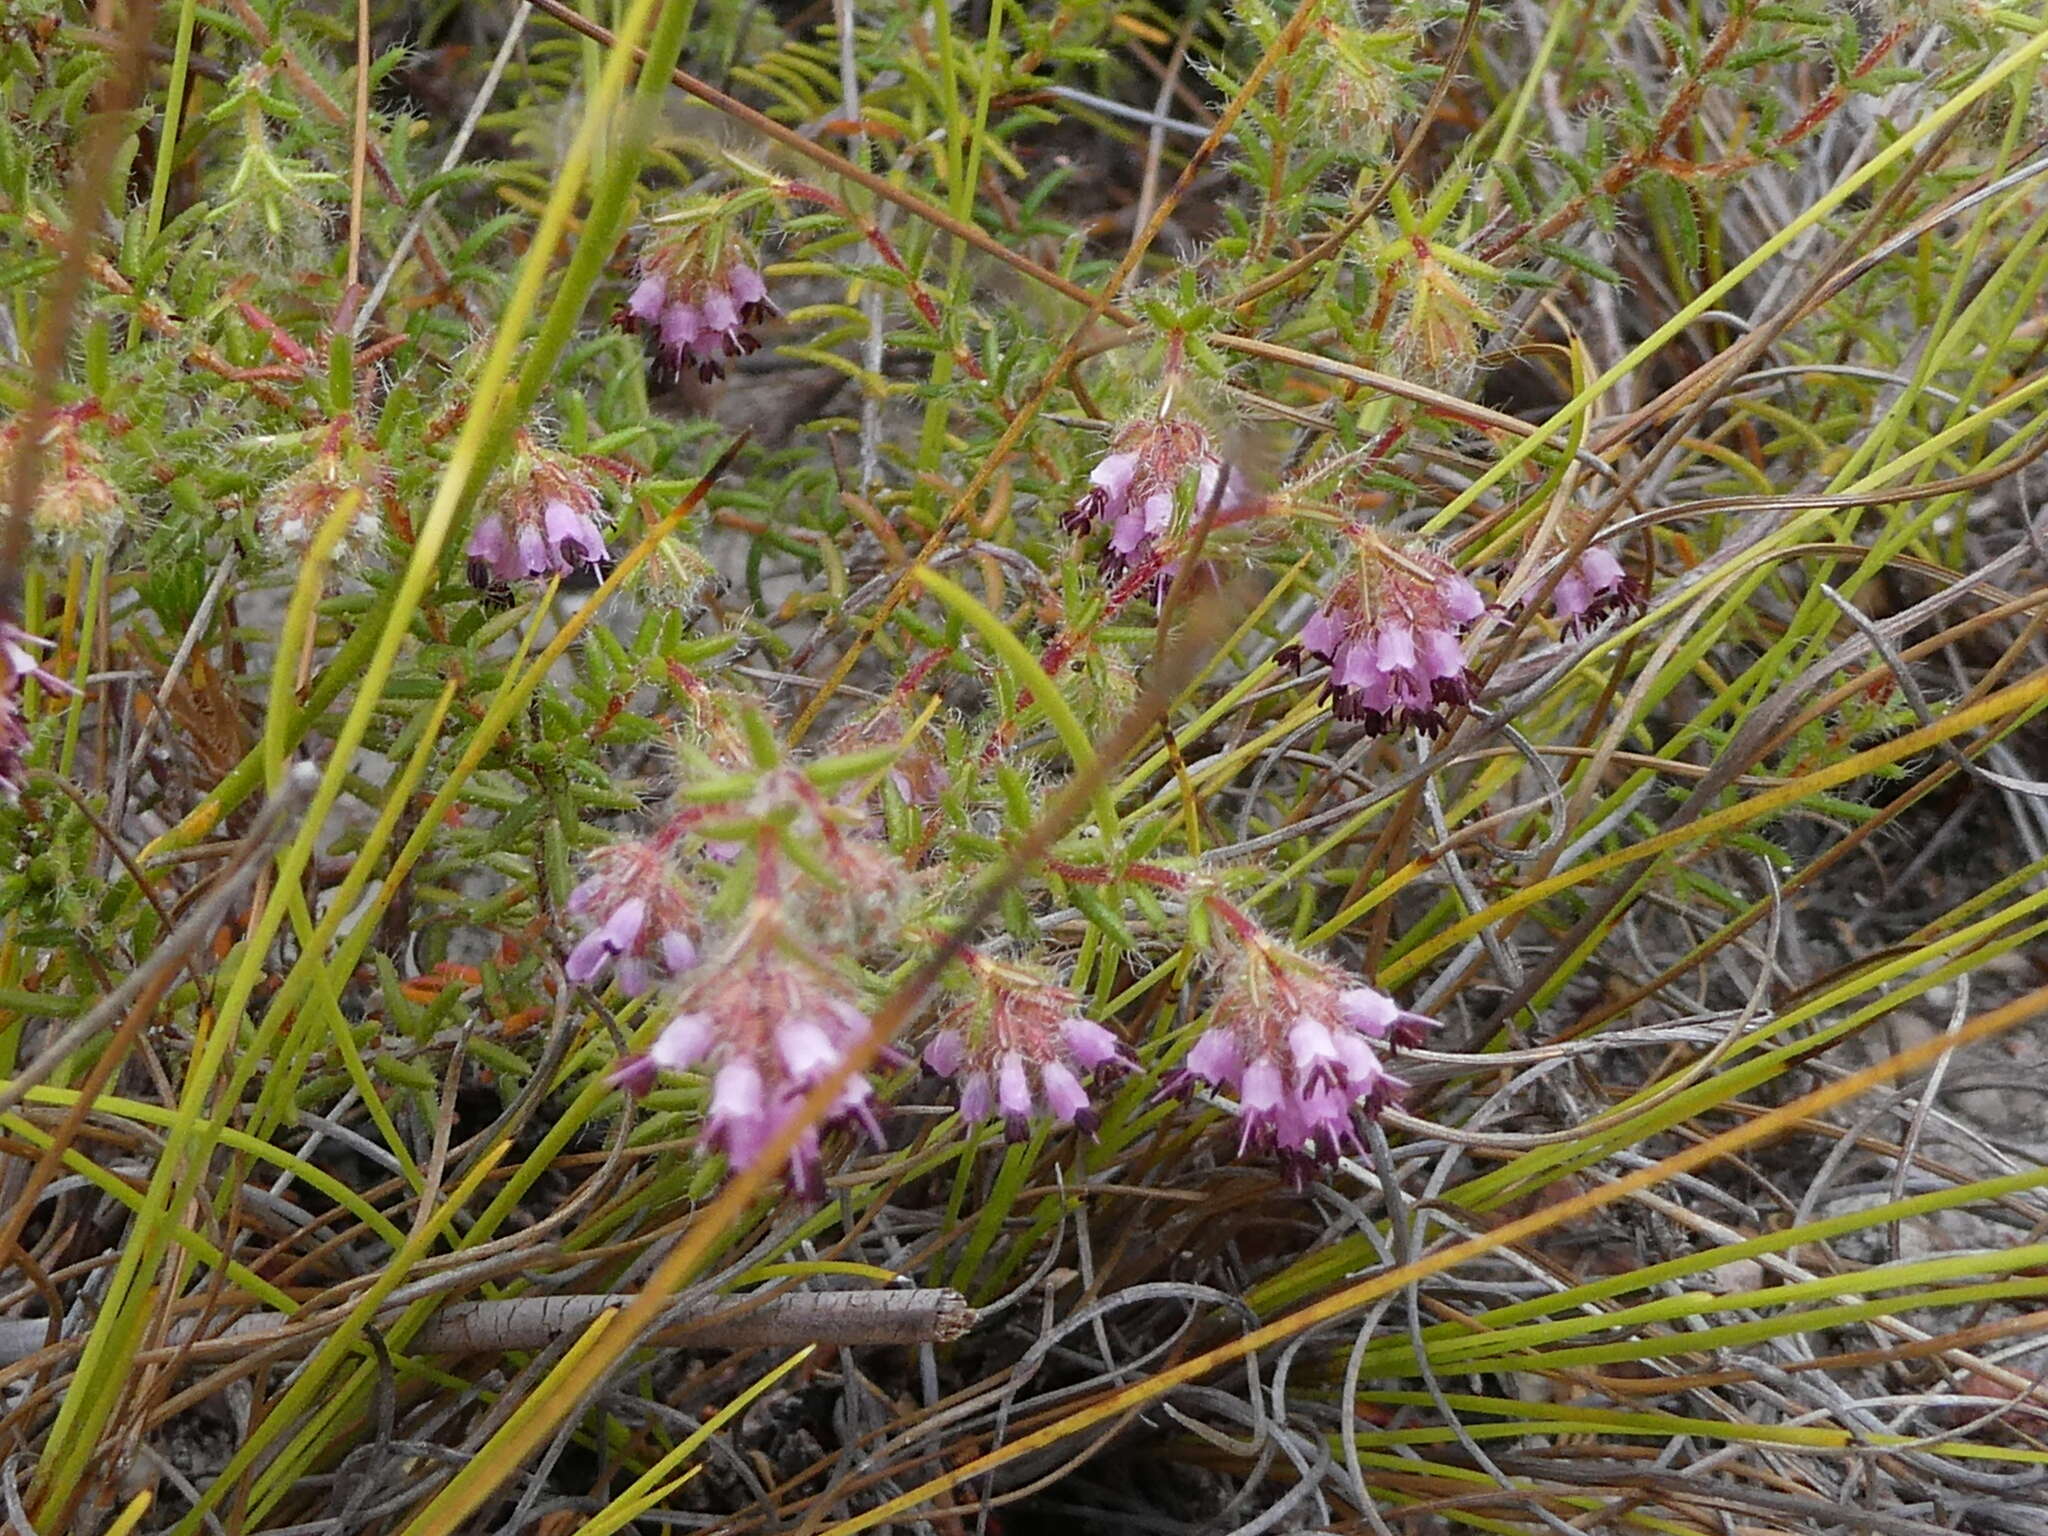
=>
[607,930,884,1202]
[1064,415,1249,581]
[922,962,1137,1141]
[616,220,779,386]
[565,840,700,997]
[467,435,611,587]
[1161,931,1436,1189]
[1280,524,1485,737]
[1549,542,1646,636]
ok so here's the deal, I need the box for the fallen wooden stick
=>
[0,1287,974,1365]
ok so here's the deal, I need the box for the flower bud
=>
[0,407,124,549]
[256,416,385,565]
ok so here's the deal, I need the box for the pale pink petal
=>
[727,265,767,306]
[1040,1060,1093,1125]
[1438,574,1485,624]
[627,275,667,323]
[1186,1026,1245,1088]
[1060,1017,1126,1071]
[649,1011,715,1072]
[1336,987,1400,1037]
[924,1028,967,1078]
[1373,623,1418,673]
[959,1071,992,1122]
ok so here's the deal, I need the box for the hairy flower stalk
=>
[609,918,885,1201]
[466,434,609,586]
[564,840,700,996]
[1280,523,1484,735]
[1162,903,1436,1188]
[1063,414,1248,582]
[923,959,1136,1140]
[617,213,777,385]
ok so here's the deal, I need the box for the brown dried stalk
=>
[0,1287,974,1368]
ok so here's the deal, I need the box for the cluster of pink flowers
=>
[564,839,700,997]
[1281,524,1485,735]
[923,966,1135,1140]
[619,246,776,386]
[1549,543,1645,635]
[592,759,921,1198]
[1062,415,1246,580]
[574,739,1446,1201]
[1160,924,1435,1188]
[610,933,885,1202]
[466,436,610,587]
[0,621,75,798]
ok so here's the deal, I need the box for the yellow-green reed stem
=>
[55,541,105,780]
[32,0,682,1507]
[9,1086,405,1248]
[1829,90,2034,489]
[165,1139,517,1536]
[1346,1392,2048,1463]
[0,1111,296,1312]
[103,1490,154,1536]
[1374,662,2048,983]
[131,0,202,348]
[1418,22,2048,539]
[817,983,2048,1536]
[391,1310,628,1536]
[1449,898,2048,1217]
[567,1348,813,1536]
[1258,1144,2048,1317]
[216,492,726,1329]
[264,492,362,791]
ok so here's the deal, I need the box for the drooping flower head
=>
[922,958,1136,1141]
[609,924,885,1201]
[564,839,701,997]
[0,621,75,800]
[256,415,386,565]
[466,433,610,587]
[616,207,777,386]
[1547,542,1646,637]
[1063,414,1249,582]
[1280,523,1485,736]
[0,404,125,548]
[1161,911,1436,1189]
